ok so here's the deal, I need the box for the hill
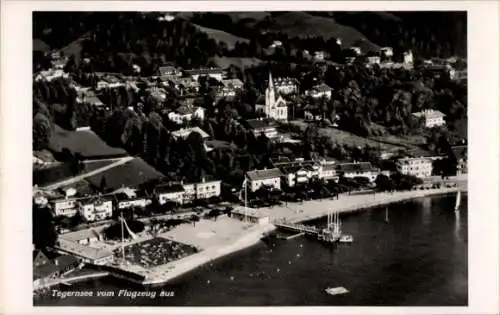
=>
[262,12,380,52]
[193,24,249,50]
[210,56,263,69]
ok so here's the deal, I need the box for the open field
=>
[85,157,165,190]
[210,56,263,69]
[288,120,431,156]
[193,24,249,50]
[263,12,379,52]
[49,125,127,159]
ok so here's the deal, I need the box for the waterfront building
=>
[255,73,289,121]
[56,239,114,265]
[305,83,332,100]
[319,163,340,182]
[246,168,283,192]
[59,227,106,245]
[156,184,185,205]
[115,192,151,210]
[275,160,321,187]
[449,145,468,175]
[337,162,380,182]
[50,197,78,217]
[78,195,113,222]
[231,208,270,225]
[412,109,446,128]
[182,178,222,203]
[396,157,433,178]
[244,118,279,139]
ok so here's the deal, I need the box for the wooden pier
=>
[274,222,320,236]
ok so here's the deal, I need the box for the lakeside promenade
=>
[52,176,466,287]
[135,178,467,285]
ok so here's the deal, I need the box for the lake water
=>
[35,194,468,306]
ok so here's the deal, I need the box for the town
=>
[32,12,467,297]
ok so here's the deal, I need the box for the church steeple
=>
[265,72,276,117]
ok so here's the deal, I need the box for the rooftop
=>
[185,68,225,75]
[337,162,378,173]
[155,183,185,194]
[244,119,278,131]
[59,226,107,243]
[412,109,446,119]
[171,127,210,139]
[57,239,114,261]
[246,168,283,181]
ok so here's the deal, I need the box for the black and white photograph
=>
[1,2,498,313]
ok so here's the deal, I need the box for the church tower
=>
[265,72,275,117]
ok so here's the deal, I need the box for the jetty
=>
[273,209,353,244]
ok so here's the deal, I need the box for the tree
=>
[375,174,395,192]
[33,113,52,151]
[33,205,58,249]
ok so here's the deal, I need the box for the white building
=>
[404,50,414,65]
[273,77,298,95]
[96,76,124,90]
[412,109,446,128]
[255,73,288,121]
[350,46,362,55]
[182,178,222,202]
[319,164,339,182]
[396,157,433,178]
[279,162,321,187]
[78,196,113,222]
[367,56,381,65]
[168,106,205,125]
[305,83,332,100]
[379,47,394,58]
[156,184,185,205]
[338,162,379,182]
[246,168,283,192]
[50,197,78,217]
[115,192,151,210]
[185,68,225,82]
[35,69,69,82]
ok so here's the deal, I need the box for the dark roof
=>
[337,162,377,173]
[450,145,467,160]
[244,119,277,131]
[175,105,194,115]
[246,168,283,181]
[33,262,58,280]
[156,183,185,194]
[185,68,225,75]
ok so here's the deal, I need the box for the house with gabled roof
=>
[246,168,283,192]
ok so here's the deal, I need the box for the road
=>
[41,156,135,191]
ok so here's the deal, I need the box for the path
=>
[41,156,134,190]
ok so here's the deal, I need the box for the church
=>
[255,73,289,121]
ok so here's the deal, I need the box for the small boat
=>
[454,190,461,212]
[339,235,353,243]
[325,286,349,295]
